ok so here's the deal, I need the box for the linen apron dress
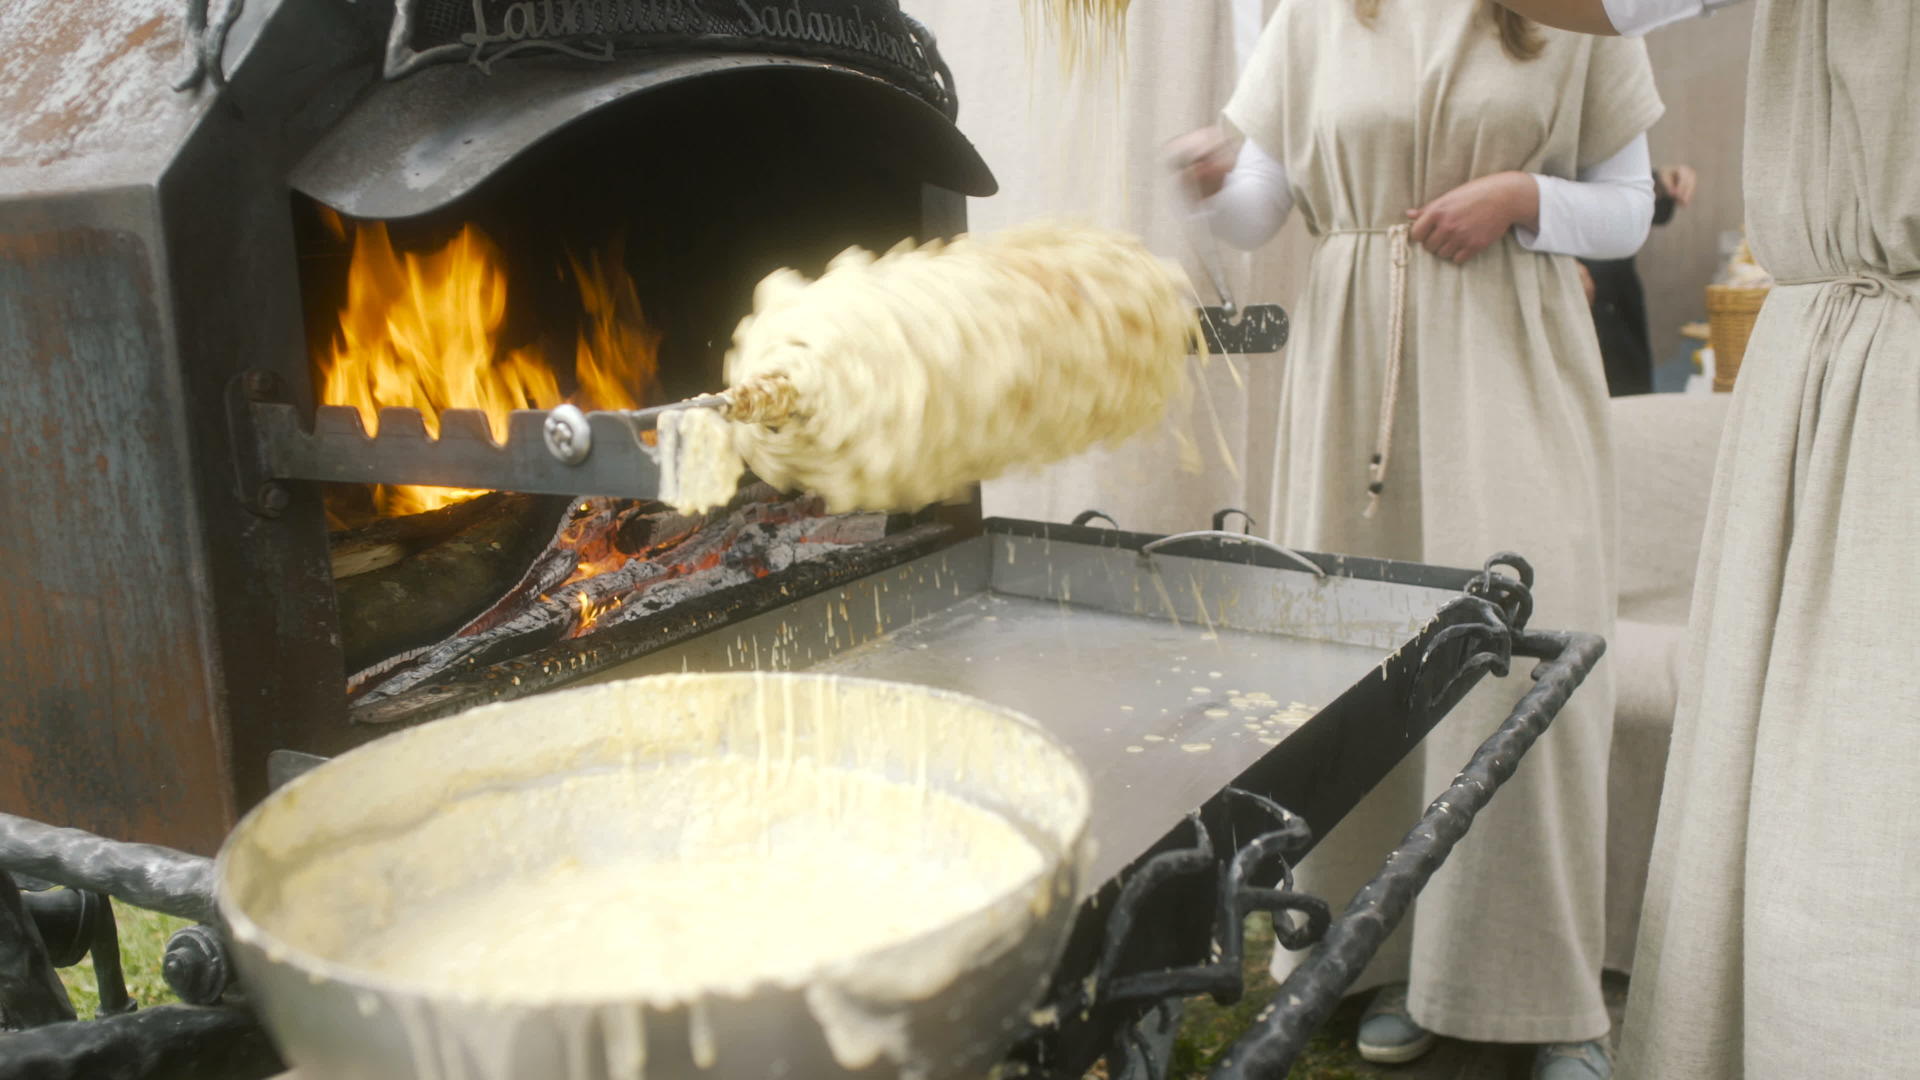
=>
[901,0,1313,537]
[1618,5,1920,1077]
[1226,2,1660,1042]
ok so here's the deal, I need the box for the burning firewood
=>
[334,493,572,674]
[349,488,885,701]
[327,492,530,580]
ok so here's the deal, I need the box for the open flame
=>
[574,590,621,633]
[317,212,658,519]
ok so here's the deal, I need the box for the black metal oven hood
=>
[295,49,996,220]
[299,0,993,219]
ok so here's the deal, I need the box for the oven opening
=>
[293,71,929,696]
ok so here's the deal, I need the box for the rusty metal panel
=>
[153,104,352,824]
[0,207,236,854]
[0,1,199,193]
[0,0,373,851]
[0,0,364,199]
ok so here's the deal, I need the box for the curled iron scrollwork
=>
[1411,552,1538,714]
[1466,551,1535,632]
[1009,788,1329,1078]
[898,12,957,120]
[172,0,247,92]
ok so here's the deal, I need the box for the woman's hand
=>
[1655,164,1697,208]
[1166,126,1237,201]
[1406,172,1539,264]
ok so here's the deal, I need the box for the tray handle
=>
[1139,531,1327,579]
[1208,627,1609,1079]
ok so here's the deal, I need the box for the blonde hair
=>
[1021,0,1131,79]
[1352,0,1544,61]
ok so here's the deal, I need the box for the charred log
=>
[349,492,887,702]
[348,522,954,730]
[334,493,572,674]
[327,491,526,579]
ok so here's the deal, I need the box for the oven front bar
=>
[231,381,673,514]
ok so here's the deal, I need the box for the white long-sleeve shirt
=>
[1200,134,1656,261]
[1603,0,1748,36]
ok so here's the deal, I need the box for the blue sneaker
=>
[1534,1040,1612,1080]
[1356,984,1437,1064]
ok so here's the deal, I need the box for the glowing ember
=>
[317,213,658,518]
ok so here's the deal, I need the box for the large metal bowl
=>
[217,672,1091,1080]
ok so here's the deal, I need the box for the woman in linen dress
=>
[900,0,1295,538]
[1181,2,1660,1074]
[1491,1,1920,1077]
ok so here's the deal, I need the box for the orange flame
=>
[575,591,620,632]
[318,214,657,518]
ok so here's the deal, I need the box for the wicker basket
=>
[1705,284,1769,392]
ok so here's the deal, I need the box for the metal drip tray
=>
[812,594,1379,883]
[587,520,1469,886]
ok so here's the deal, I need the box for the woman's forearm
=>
[1200,139,1295,251]
[1495,0,1738,35]
[1487,0,1619,33]
[1516,133,1656,260]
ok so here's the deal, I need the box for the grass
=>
[1166,912,1373,1080]
[54,900,188,1019]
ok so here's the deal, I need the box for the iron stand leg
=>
[0,869,77,1029]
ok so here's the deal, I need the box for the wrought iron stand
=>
[0,555,1603,1080]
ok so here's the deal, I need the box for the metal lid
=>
[292,51,996,221]
[385,0,958,111]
